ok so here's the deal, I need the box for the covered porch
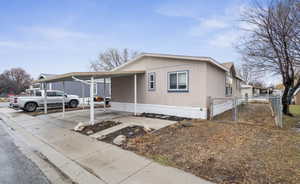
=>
[35,70,145,125]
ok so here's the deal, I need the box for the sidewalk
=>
[0,108,212,184]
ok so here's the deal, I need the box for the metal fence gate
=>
[209,95,283,128]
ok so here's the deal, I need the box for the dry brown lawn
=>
[214,103,276,127]
[125,104,300,184]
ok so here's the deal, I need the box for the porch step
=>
[90,123,129,139]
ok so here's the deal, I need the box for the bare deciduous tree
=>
[0,68,33,95]
[238,63,259,84]
[90,48,139,71]
[238,0,300,115]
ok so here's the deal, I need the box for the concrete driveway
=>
[0,107,211,184]
[38,108,176,130]
[38,109,131,129]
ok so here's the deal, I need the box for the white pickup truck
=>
[9,89,80,112]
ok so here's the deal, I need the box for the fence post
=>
[235,97,238,121]
[232,98,236,121]
[207,96,213,120]
[279,95,283,128]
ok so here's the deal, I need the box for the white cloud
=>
[208,31,241,48]
[0,26,104,51]
[23,26,91,40]
[0,41,23,48]
[200,18,229,29]
[155,2,199,18]
[189,18,229,36]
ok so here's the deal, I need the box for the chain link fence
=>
[209,95,283,128]
[268,96,283,127]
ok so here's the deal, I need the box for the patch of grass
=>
[151,155,174,166]
[290,105,300,116]
[283,105,300,129]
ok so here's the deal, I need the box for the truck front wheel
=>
[69,100,78,108]
[24,102,37,112]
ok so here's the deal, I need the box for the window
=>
[225,73,233,96]
[148,73,156,91]
[168,71,188,92]
[55,91,64,96]
[46,92,56,97]
[36,91,42,96]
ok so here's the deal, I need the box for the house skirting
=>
[212,99,244,117]
[212,100,234,116]
[110,102,207,119]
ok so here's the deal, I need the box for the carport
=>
[35,70,145,125]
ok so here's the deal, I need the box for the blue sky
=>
[0,0,249,78]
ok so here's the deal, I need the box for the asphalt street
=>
[0,120,50,184]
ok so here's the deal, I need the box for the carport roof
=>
[34,70,145,83]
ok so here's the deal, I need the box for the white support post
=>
[90,77,95,125]
[62,81,65,118]
[81,83,85,110]
[103,78,106,112]
[134,74,137,116]
[43,83,47,114]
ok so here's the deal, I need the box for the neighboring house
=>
[109,53,242,119]
[293,88,300,105]
[241,84,261,97]
[221,62,243,97]
[241,83,275,98]
[241,84,254,97]
[34,73,111,98]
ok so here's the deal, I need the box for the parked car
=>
[94,96,110,105]
[9,89,80,112]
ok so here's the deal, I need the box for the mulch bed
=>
[138,113,191,121]
[125,120,300,183]
[101,126,152,145]
[79,121,121,135]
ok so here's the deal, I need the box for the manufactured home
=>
[36,53,243,120]
[109,53,242,119]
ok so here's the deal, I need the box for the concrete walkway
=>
[0,108,212,184]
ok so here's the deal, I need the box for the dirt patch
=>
[125,120,300,184]
[214,103,276,127]
[138,113,191,121]
[101,126,152,145]
[26,104,110,116]
[78,121,121,135]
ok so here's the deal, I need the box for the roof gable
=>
[111,53,229,72]
[38,73,57,80]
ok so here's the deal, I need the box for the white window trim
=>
[148,72,156,91]
[167,70,189,92]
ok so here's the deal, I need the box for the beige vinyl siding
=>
[112,57,209,107]
[206,63,226,98]
[295,92,300,105]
